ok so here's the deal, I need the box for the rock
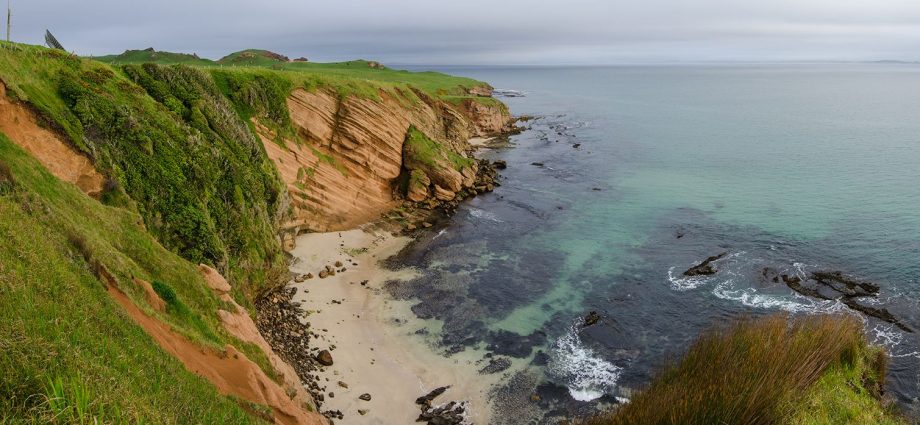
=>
[530,393,541,402]
[316,350,334,366]
[433,185,456,201]
[294,274,306,283]
[841,298,913,333]
[492,160,507,169]
[811,271,880,297]
[422,222,433,228]
[582,311,601,327]
[338,381,348,389]
[335,260,343,267]
[319,270,329,279]
[782,274,831,300]
[358,409,368,416]
[573,143,581,148]
[682,252,728,276]
[415,386,450,408]
[359,393,372,401]
[531,162,544,167]
[305,273,313,279]
[407,223,417,231]
[478,357,512,374]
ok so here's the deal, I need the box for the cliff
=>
[0,42,510,424]
[259,86,510,233]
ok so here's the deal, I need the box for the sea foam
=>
[548,322,622,401]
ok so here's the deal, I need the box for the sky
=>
[8,0,920,64]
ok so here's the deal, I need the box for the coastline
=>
[287,225,512,423]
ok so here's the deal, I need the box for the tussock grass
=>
[587,314,902,425]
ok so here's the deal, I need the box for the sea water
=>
[396,64,920,422]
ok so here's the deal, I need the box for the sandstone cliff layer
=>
[257,87,511,234]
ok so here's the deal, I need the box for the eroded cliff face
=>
[257,88,510,234]
[0,82,104,197]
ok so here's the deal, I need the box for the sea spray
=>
[547,321,622,402]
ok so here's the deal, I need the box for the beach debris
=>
[316,350,334,366]
[682,252,728,276]
[582,311,601,327]
[359,393,372,401]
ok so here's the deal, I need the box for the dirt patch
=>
[197,264,321,417]
[99,266,324,424]
[0,82,104,197]
[134,278,165,312]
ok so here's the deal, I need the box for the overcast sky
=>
[9,0,920,64]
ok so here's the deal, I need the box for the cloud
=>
[9,0,920,64]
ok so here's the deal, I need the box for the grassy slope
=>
[0,134,269,423]
[94,48,215,66]
[0,43,288,306]
[587,314,903,425]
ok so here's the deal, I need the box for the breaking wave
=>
[469,208,503,223]
[548,322,622,401]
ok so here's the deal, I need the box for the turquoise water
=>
[397,65,920,421]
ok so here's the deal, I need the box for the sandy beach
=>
[288,227,513,424]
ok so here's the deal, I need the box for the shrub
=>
[586,314,872,425]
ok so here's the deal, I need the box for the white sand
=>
[288,227,510,424]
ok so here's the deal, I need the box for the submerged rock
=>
[478,357,512,374]
[811,271,880,297]
[582,311,601,327]
[682,252,728,276]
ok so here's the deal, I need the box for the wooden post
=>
[6,0,10,43]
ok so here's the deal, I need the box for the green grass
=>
[0,133,271,423]
[785,346,902,425]
[94,48,215,66]
[405,126,475,171]
[587,314,903,425]
[0,43,288,304]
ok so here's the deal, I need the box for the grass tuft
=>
[586,314,902,425]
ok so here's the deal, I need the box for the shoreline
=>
[287,226,512,423]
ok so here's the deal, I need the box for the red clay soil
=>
[0,82,104,197]
[103,272,325,424]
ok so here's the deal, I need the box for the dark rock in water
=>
[682,252,728,276]
[582,311,601,327]
[841,298,913,333]
[492,160,508,170]
[316,350,334,366]
[479,357,512,374]
[531,350,550,366]
[417,401,466,425]
[416,386,450,409]
[358,393,372,401]
[485,329,545,358]
[573,143,581,148]
[782,275,832,300]
[811,271,880,297]
[531,162,545,167]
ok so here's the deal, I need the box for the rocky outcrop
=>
[256,87,511,234]
[683,252,728,276]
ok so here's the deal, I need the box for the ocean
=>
[397,64,920,422]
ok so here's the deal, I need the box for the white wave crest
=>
[469,208,503,223]
[548,324,622,401]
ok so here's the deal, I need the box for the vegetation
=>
[0,134,268,423]
[0,43,288,305]
[405,126,474,171]
[586,314,903,425]
[94,48,215,66]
